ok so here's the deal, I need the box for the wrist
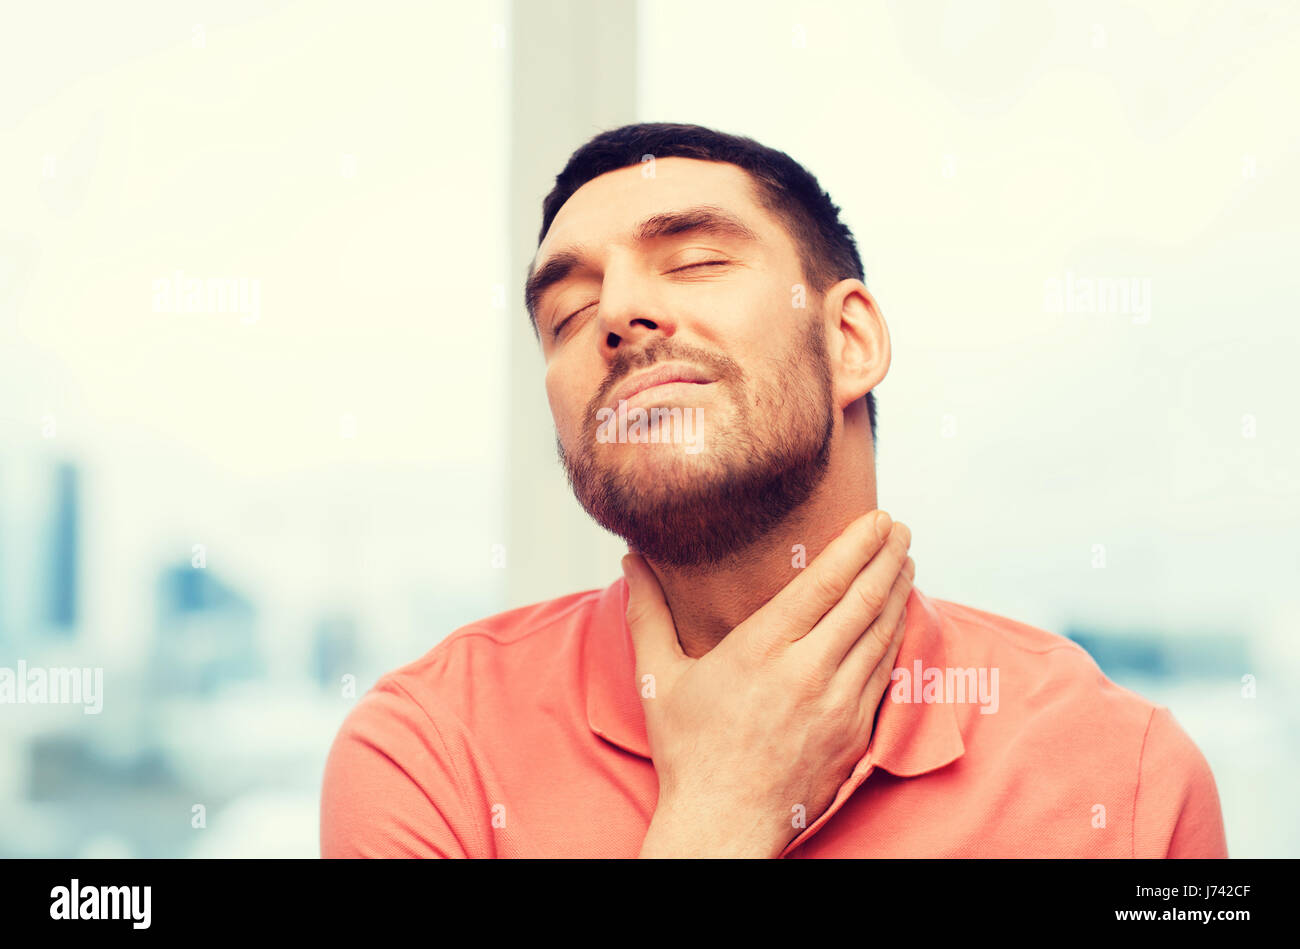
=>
[640,796,786,858]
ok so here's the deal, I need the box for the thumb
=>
[621,553,687,681]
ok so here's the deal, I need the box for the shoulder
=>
[1133,704,1228,856]
[921,594,1159,779]
[377,586,608,723]
[319,585,608,858]
[923,593,1226,855]
[328,584,612,769]
[929,594,1159,731]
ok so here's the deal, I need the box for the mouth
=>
[623,380,712,404]
[607,363,714,410]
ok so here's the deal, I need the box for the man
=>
[320,123,1227,858]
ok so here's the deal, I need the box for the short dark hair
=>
[530,121,876,443]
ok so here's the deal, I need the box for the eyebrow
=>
[524,205,761,334]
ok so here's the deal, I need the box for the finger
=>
[621,553,688,683]
[834,554,913,692]
[858,598,909,728]
[746,509,894,652]
[792,522,912,671]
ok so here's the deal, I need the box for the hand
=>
[625,510,914,858]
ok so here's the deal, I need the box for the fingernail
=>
[875,511,892,540]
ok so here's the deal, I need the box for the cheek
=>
[543,375,565,429]
[544,371,583,443]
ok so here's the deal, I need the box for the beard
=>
[556,316,835,568]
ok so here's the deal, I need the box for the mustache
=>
[591,344,740,417]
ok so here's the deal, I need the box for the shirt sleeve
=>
[1132,705,1228,858]
[320,676,482,858]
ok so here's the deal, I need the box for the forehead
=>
[534,157,775,265]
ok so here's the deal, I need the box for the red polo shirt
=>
[320,577,1228,858]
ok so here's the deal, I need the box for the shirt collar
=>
[584,575,965,779]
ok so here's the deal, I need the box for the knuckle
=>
[852,619,893,660]
[787,656,831,694]
[822,696,857,737]
[733,616,784,665]
[851,580,886,617]
[870,619,896,652]
[740,629,778,667]
[810,567,845,604]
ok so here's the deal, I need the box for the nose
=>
[595,255,676,355]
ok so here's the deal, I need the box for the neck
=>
[643,439,879,659]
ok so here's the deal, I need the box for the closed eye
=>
[671,259,731,272]
[551,260,732,339]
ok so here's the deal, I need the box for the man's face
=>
[532,157,835,567]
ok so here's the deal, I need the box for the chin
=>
[602,442,714,480]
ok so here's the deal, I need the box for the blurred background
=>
[1,0,1296,858]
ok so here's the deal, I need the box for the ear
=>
[825,279,890,412]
